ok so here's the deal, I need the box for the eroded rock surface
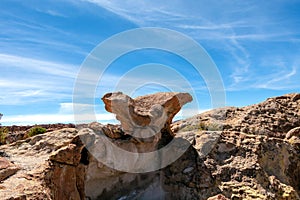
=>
[0,93,299,200]
[173,93,300,138]
[0,128,79,199]
[0,157,20,182]
[102,92,193,140]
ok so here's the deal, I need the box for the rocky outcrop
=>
[102,92,193,140]
[1,123,76,144]
[170,93,300,199]
[0,93,299,199]
[0,128,80,199]
[173,93,300,138]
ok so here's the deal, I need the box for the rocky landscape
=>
[0,92,299,200]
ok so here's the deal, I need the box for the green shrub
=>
[27,126,47,137]
[181,122,222,132]
[181,122,206,132]
[207,123,222,131]
[0,127,8,144]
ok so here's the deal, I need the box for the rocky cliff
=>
[0,93,299,200]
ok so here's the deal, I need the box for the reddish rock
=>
[0,157,20,182]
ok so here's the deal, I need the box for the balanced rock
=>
[102,92,193,140]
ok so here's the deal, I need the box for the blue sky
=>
[1,0,299,125]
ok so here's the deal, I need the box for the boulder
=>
[0,157,20,182]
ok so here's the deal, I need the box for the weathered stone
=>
[182,166,194,174]
[286,126,300,139]
[173,93,300,139]
[0,128,79,200]
[44,162,86,200]
[217,142,236,153]
[207,194,229,200]
[292,93,300,102]
[102,92,193,140]
[45,134,87,200]
[49,143,82,166]
[194,131,221,158]
[88,122,124,139]
[0,93,299,200]
[0,157,20,182]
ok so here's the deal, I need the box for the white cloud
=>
[227,57,299,91]
[80,1,251,88]
[253,66,298,90]
[0,54,79,105]
[36,8,68,18]
[58,102,99,114]
[1,113,116,126]
[0,53,78,78]
[1,102,116,125]
[82,0,300,92]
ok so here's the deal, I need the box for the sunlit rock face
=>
[102,92,193,141]
[0,93,300,200]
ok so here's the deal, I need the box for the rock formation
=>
[0,157,20,182]
[0,92,299,200]
[102,92,193,140]
[173,93,300,138]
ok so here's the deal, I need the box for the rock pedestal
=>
[102,92,193,141]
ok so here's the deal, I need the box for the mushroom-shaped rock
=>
[102,92,192,141]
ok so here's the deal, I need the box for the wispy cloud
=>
[35,8,68,18]
[0,54,79,105]
[255,67,297,90]
[251,60,299,90]
[0,54,78,78]
[227,56,299,91]
[80,1,251,86]
[1,0,299,126]
[83,0,300,92]
[1,10,92,57]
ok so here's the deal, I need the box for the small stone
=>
[217,142,236,153]
[207,194,229,200]
[194,131,220,158]
[183,167,194,174]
